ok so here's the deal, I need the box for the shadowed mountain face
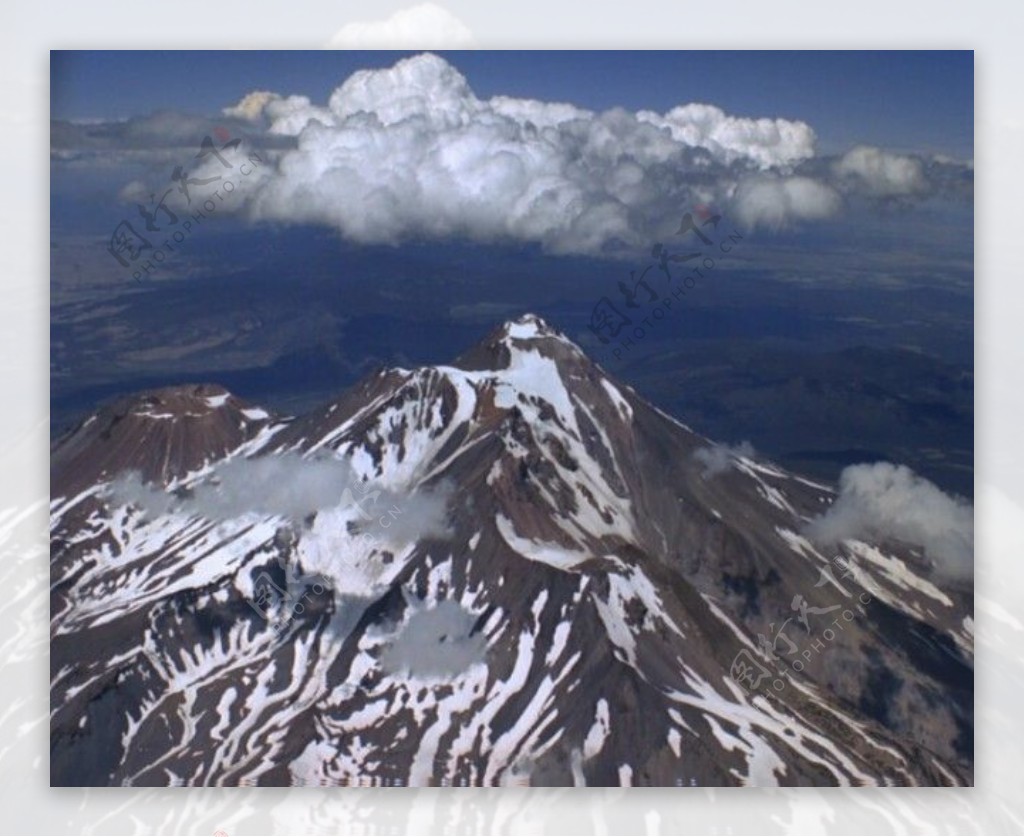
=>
[49,314,972,787]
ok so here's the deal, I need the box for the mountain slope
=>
[49,314,973,787]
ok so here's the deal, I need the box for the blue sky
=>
[51,50,973,158]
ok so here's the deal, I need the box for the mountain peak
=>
[500,312,557,339]
[498,313,582,350]
[51,383,273,495]
[454,313,585,374]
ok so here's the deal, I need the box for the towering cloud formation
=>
[221,53,823,253]
[50,53,970,252]
[637,104,816,169]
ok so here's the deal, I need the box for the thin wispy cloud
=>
[105,453,452,547]
[693,441,756,477]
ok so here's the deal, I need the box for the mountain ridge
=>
[49,313,973,787]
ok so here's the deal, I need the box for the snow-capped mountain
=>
[49,314,972,787]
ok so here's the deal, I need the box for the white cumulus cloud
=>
[638,103,816,168]
[804,462,973,580]
[732,175,843,230]
[223,90,282,122]
[833,145,927,196]
[103,55,970,249]
[222,53,822,254]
